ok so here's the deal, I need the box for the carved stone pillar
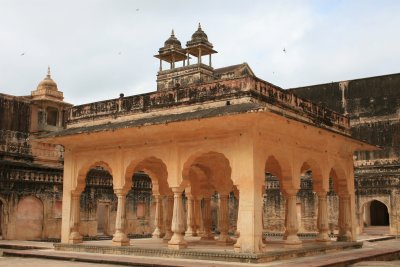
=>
[152,194,164,239]
[185,195,195,237]
[201,197,215,240]
[69,191,82,244]
[193,197,201,236]
[284,192,301,245]
[316,191,330,242]
[168,188,187,249]
[338,195,352,241]
[217,194,233,245]
[112,189,129,246]
[163,195,174,240]
[282,198,289,240]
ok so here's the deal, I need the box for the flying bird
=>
[283,48,286,53]
[20,52,25,56]
[136,8,139,11]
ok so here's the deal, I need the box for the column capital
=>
[171,187,184,194]
[283,189,298,197]
[71,191,81,197]
[316,190,328,197]
[114,188,128,196]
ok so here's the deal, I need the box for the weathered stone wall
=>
[290,73,400,235]
[0,94,30,133]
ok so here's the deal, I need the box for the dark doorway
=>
[97,202,109,235]
[370,200,389,226]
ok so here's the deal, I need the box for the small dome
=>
[191,23,208,42]
[163,30,182,49]
[37,67,58,91]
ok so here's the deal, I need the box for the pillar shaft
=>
[185,195,195,236]
[163,196,174,240]
[193,198,201,236]
[168,188,187,249]
[338,195,352,241]
[316,192,330,242]
[68,192,82,244]
[284,193,301,245]
[152,195,164,238]
[217,194,233,245]
[200,197,214,240]
[112,190,129,246]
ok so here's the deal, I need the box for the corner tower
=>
[30,67,72,133]
[155,24,217,91]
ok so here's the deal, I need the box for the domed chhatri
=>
[155,29,188,70]
[163,30,182,50]
[187,23,213,48]
[37,66,58,91]
[31,67,64,101]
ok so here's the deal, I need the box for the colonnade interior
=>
[67,151,355,251]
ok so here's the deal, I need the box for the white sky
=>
[1,0,399,105]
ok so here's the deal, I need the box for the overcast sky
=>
[1,0,399,105]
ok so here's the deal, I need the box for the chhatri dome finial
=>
[171,29,175,37]
[198,23,202,29]
[47,66,51,78]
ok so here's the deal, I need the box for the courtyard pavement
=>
[0,227,399,267]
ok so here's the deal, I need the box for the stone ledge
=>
[54,241,363,264]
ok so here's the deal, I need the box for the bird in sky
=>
[20,52,25,56]
[136,8,139,11]
[283,48,286,53]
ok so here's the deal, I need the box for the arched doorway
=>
[15,196,44,240]
[370,200,389,226]
[81,166,115,237]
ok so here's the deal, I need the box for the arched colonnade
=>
[61,140,356,253]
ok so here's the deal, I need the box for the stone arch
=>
[361,199,390,227]
[76,160,113,193]
[329,164,349,195]
[264,154,293,191]
[125,156,170,195]
[15,196,44,240]
[299,158,326,192]
[182,151,233,194]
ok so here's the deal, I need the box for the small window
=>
[46,107,58,126]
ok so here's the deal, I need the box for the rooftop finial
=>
[171,29,175,37]
[198,22,202,30]
[47,66,51,78]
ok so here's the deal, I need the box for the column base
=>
[185,228,195,237]
[233,237,265,253]
[284,234,302,247]
[316,232,331,242]
[168,233,187,249]
[337,235,351,242]
[112,232,130,246]
[163,231,173,241]
[200,233,215,241]
[68,231,83,244]
[152,228,163,239]
[216,234,235,245]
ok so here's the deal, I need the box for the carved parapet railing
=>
[65,77,252,125]
[0,167,63,184]
[65,75,349,133]
[0,130,31,156]
[251,79,350,132]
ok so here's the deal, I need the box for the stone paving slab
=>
[1,238,400,267]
